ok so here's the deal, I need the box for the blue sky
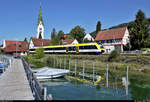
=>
[0,0,150,43]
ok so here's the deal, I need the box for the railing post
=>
[44,87,47,100]
[93,62,95,82]
[106,64,109,88]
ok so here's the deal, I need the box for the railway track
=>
[45,53,150,56]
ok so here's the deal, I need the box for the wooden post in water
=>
[44,87,47,100]
[93,62,95,82]
[57,58,58,67]
[83,61,85,79]
[106,64,109,88]
[64,58,65,69]
[69,59,71,71]
[53,56,55,68]
[59,59,61,68]
[126,65,129,97]
[75,59,77,77]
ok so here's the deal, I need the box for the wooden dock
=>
[0,59,34,100]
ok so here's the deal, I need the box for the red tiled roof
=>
[61,39,75,45]
[95,27,127,41]
[31,37,51,47]
[3,41,29,53]
[5,40,22,46]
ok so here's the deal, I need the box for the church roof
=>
[31,37,50,47]
[37,7,44,25]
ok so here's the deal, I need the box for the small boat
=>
[33,67,70,79]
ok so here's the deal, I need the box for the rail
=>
[21,57,52,100]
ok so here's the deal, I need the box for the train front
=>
[97,42,105,53]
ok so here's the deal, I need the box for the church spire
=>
[37,2,44,26]
[37,0,44,39]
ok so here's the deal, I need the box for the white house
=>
[61,39,79,45]
[95,27,130,53]
[83,34,94,41]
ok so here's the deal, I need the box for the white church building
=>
[29,6,51,48]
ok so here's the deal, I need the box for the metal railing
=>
[21,57,52,100]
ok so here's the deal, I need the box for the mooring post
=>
[57,58,58,67]
[64,58,65,69]
[106,64,109,88]
[126,65,129,97]
[56,57,57,67]
[69,59,71,71]
[53,56,55,68]
[59,59,61,68]
[44,87,47,100]
[83,61,85,79]
[75,59,77,77]
[93,62,95,82]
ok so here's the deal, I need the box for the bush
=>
[141,48,150,51]
[108,50,119,62]
[34,48,45,59]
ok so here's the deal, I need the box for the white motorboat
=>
[33,67,70,79]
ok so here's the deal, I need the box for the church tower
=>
[37,5,44,39]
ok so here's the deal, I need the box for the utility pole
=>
[16,41,17,57]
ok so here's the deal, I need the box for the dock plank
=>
[0,59,34,100]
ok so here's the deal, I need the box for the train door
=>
[66,47,68,54]
[76,46,79,54]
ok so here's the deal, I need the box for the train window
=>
[69,46,76,51]
[91,45,97,49]
[79,46,84,49]
[45,48,52,50]
[30,49,35,51]
[79,45,97,49]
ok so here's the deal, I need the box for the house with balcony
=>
[95,27,130,53]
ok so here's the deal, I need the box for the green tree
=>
[24,37,27,42]
[50,37,62,45]
[57,30,65,40]
[51,28,57,39]
[96,21,101,33]
[83,38,93,43]
[34,48,45,59]
[128,9,150,50]
[91,21,102,39]
[65,35,74,39]
[70,25,85,43]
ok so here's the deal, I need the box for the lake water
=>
[41,77,134,100]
